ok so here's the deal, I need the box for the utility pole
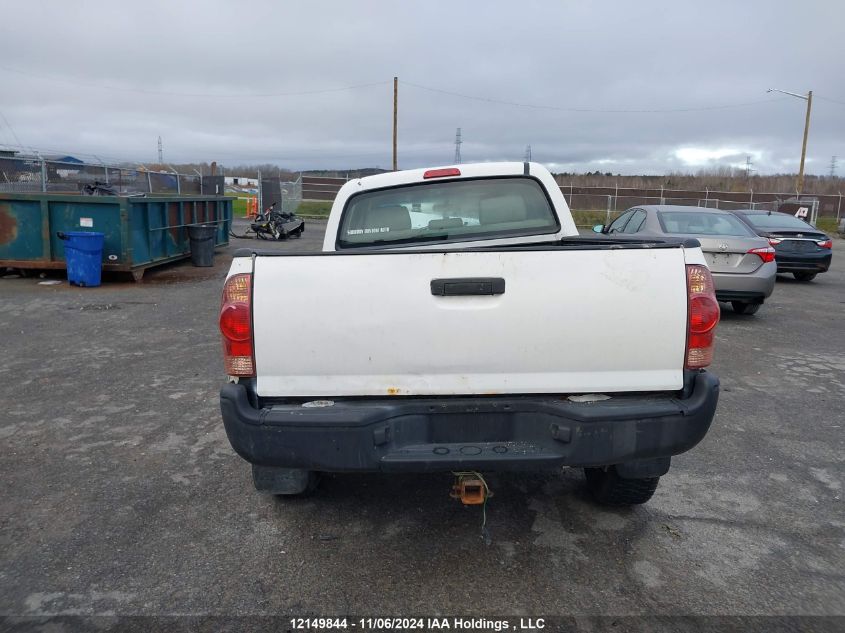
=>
[830,156,838,178]
[455,128,463,165]
[392,77,398,171]
[157,136,163,164]
[767,88,812,192]
[454,128,462,164]
[524,145,532,162]
[799,91,813,192]
[744,155,754,179]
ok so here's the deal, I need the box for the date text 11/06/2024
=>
[289,617,546,631]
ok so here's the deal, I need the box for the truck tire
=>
[731,301,760,315]
[277,471,320,498]
[793,272,817,282]
[584,466,659,506]
[252,465,320,497]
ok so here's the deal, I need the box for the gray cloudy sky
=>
[1,0,843,174]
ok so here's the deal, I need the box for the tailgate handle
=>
[430,277,505,296]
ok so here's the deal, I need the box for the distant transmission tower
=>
[744,155,754,178]
[454,128,462,164]
[157,136,163,163]
[524,145,532,162]
[829,155,838,178]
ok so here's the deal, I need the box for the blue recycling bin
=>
[58,231,105,287]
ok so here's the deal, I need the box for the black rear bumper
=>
[220,371,719,473]
[775,251,832,273]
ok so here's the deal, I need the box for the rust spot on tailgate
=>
[0,204,18,244]
[387,387,400,395]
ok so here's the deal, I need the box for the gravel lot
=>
[1,218,843,621]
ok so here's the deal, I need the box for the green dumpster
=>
[0,193,232,280]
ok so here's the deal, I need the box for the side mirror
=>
[592,224,605,234]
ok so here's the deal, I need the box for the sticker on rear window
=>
[347,227,390,235]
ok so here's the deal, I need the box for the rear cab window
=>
[658,211,755,237]
[337,177,559,248]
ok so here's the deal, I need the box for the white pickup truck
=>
[219,162,720,505]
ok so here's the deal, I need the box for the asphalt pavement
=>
[1,218,843,622]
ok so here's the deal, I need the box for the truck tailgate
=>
[251,247,689,397]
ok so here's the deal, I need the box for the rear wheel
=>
[731,301,761,315]
[252,466,320,497]
[276,472,320,498]
[793,272,817,282]
[584,466,659,506]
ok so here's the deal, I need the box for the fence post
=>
[750,188,753,208]
[837,192,842,221]
[660,185,664,205]
[103,165,109,184]
[193,168,202,195]
[40,159,47,192]
[614,182,618,212]
[176,173,181,195]
[606,195,612,226]
[147,171,152,194]
[257,169,263,212]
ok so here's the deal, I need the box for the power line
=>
[0,108,27,152]
[401,80,791,113]
[0,64,390,98]
[816,95,845,107]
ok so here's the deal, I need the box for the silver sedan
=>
[595,205,777,315]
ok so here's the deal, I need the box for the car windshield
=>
[337,177,558,248]
[658,211,755,236]
[741,212,816,231]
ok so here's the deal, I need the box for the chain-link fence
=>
[301,175,346,201]
[259,175,302,214]
[562,185,841,223]
[563,191,827,226]
[0,155,212,196]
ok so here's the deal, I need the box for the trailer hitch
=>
[450,471,493,545]
[450,472,490,505]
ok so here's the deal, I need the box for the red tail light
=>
[747,246,776,263]
[220,273,254,376]
[423,167,461,179]
[816,239,832,249]
[685,265,720,369]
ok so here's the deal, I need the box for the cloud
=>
[0,0,842,174]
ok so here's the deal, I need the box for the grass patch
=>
[815,217,841,234]
[225,193,256,217]
[570,209,624,228]
[296,200,332,218]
